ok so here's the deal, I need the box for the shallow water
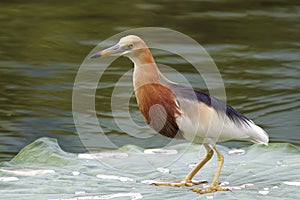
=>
[1,138,300,200]
[0,0,300,161]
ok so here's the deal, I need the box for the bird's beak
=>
[89,44,124,59]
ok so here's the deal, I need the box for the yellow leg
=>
[153,144,212,187]
[212,146,224,186]
[193,146,230,194]
[184,144,213,181]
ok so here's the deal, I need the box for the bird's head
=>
[89,35,146,59]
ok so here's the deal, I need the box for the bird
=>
[89,35,269,194]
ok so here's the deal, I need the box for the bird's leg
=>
[193,146,230,194]
[152,144,212,187]
[183,144,213,184]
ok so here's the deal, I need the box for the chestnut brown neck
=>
[130,48,161,90]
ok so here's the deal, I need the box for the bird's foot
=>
[152,179,207,187]
[192,184,230,194]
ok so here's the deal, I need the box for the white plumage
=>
[175,98,269,145]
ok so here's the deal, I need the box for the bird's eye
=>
[127,44,133,49]
[123,44,133,50]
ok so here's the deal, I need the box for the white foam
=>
[75,191,86,195]
[220,181,230,186]
[143,149,177,155]
[141,180,160,184]
[156,167,170,174]
[0,169,55,176]
[72,171,80,176]
[96,174,134,182]
[0,177,19,182]
[78,152,128,159]
[258,187,269,195]
[283,181,300,186]
[228,149,245,155]
[258,190,269,195]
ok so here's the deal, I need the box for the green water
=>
[1,0,300,161]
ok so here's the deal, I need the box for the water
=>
[1,138,300,200]
[0,0,299,161]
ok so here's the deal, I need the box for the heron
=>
[89,35,269,194]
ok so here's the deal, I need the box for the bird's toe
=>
[192,185,230,194]
[152,179,207,187]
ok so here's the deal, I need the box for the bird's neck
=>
[130,48,161,90]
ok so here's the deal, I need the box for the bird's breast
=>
[135,83,183,139]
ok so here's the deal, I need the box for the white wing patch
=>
[175,98,269,145]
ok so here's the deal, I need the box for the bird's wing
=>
[168,83,269,144]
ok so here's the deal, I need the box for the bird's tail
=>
[247,122,269,145]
